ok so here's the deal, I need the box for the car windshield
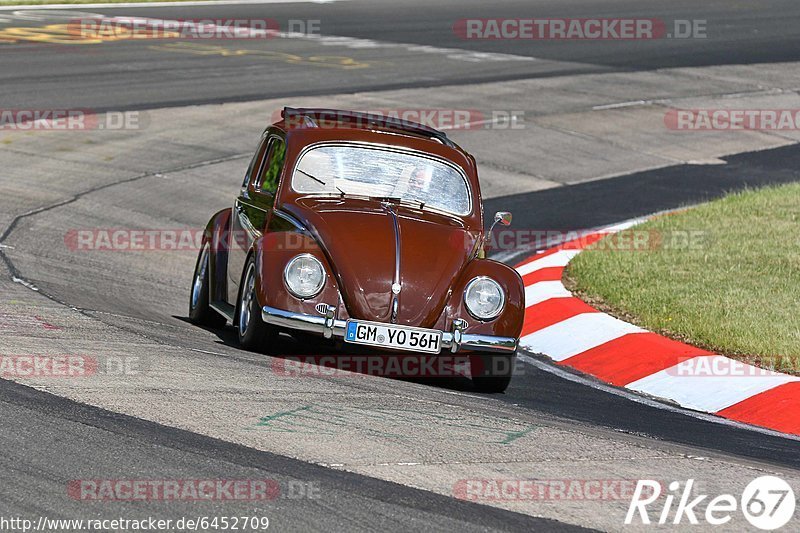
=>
[291,144,472,216]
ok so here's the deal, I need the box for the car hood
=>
[283,197,478,327]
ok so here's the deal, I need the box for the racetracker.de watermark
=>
[486,229,708,253]
[453,479,656,501]
[276,108,526,131]
[65,229,207,252]
[64,228,709,253]
[67,17,321,40]
[666,356,800,378]
[271,354,517,378]
[0,109,143,131]
[68,479,320,501]
[453,18,706,40]
[666,109,800,130]
[0,355,149,378]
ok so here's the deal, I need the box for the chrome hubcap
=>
[191,246,208,309]
[239,263,255,334]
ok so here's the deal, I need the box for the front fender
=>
[443,259,525,340]
[253,231,346,320]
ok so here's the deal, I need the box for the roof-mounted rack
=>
[281,107,456,148]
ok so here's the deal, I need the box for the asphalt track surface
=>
[2,1,800,531]
[1,0,800,110]
[0,378,583,532]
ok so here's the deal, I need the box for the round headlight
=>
[284,254,325,299]
[464,276,505,320]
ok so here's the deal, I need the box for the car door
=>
[227,135,268,303]
[227,133,286,303]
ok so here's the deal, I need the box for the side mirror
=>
[483,211,512,253]
[494,211,512,227]
[488,211,512,234]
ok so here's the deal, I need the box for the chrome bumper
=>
[261,305,517,354]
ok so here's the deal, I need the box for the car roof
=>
[274,107,458,148]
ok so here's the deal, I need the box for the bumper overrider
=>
[261,304,517,354]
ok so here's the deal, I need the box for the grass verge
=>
[565,182,800,373]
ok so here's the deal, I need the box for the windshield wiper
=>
[296,168,326,185]
[297,168,346,198]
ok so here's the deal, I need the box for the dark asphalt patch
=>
[486,142,800,263]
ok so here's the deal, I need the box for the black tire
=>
[471,353,514,393]
[189,242,226,328]
[236,256,277,352]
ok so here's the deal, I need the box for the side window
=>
[257,137,286,195]
[242,137,269,188]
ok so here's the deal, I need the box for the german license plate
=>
[344,320,442,354]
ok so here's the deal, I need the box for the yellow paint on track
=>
[0,24,374,68]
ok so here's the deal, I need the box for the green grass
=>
[566,182,800,373]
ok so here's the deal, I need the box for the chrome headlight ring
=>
[463,276,505,321]
[283,253,326,299]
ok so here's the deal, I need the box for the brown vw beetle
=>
[189,108,524,392]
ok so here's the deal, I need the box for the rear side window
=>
[243,137,269,188]
[258,138,286,195]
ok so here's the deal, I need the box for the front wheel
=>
[236,257,277,352]
[189,242,225,328]
[470,353,514,393]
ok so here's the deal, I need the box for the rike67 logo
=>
[626,476,796,530]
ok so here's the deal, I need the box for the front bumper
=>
[261,305,517,354]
